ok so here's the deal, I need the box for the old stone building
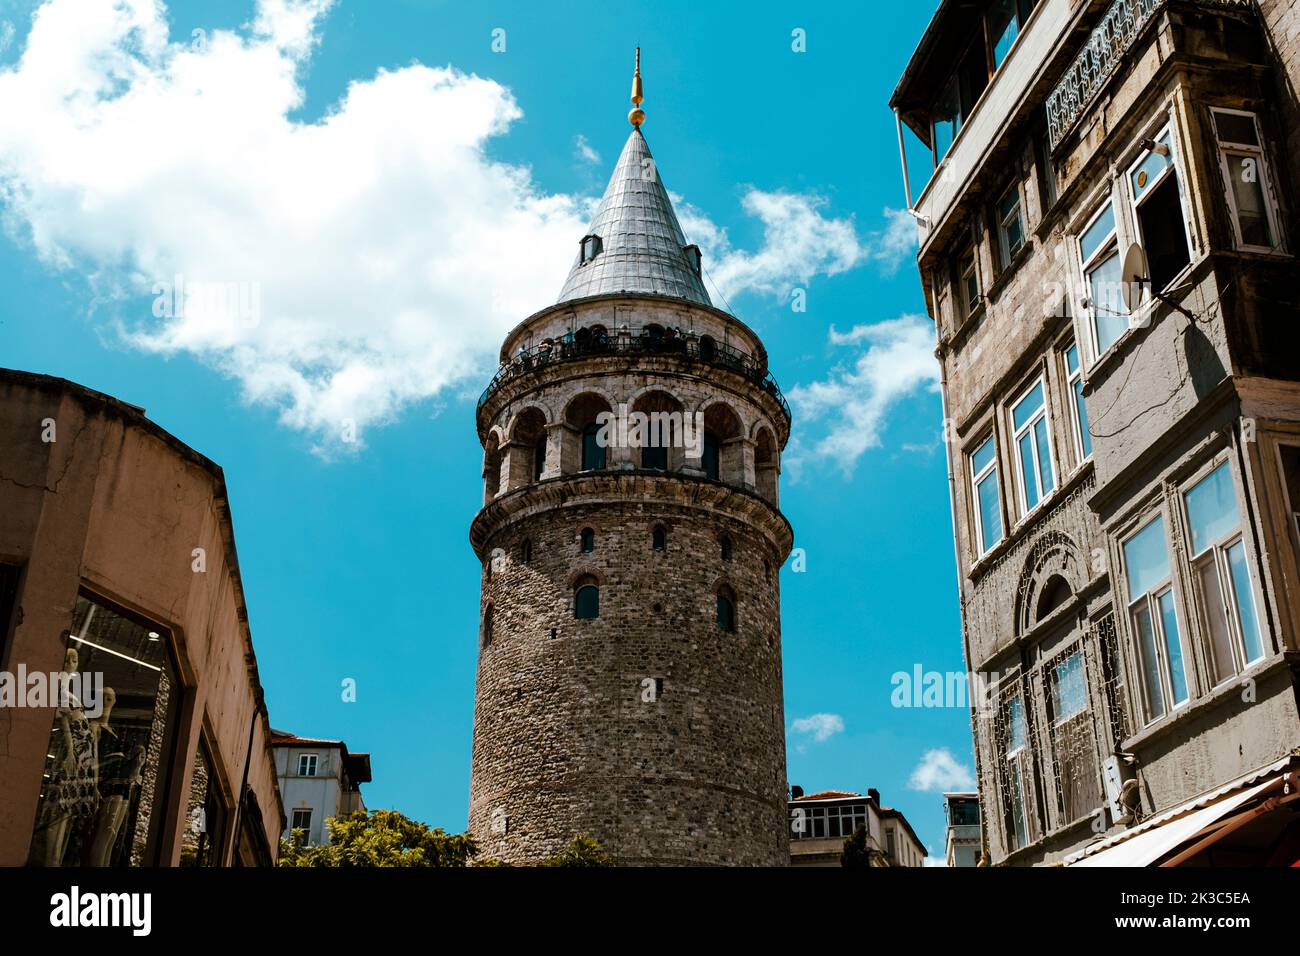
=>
[892,0,1300,865]
[467,56,793,865]
[0,369,283,866]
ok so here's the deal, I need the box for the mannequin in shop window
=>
[32,648,100,866]
[88,687,146,866]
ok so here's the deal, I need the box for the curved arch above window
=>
[1036,574,1073,621]
[574,575,600,620]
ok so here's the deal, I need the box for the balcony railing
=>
[478,326,792,423]
[1046,0,1255,148]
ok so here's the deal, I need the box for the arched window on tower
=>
[520,538,533,565]
[533,433,547,482]
[703,431,721,481]
[574,576,600,620]
[716,586,737,633]
[580,527,595,553]
[482,605,494,646]
[566,393,612,475]
[581,423,606,471]
[652,525,667,552]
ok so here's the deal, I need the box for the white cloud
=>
[0,0,891,452]
[789,712,845,743]
[573,133,599,165]
[677,194,915,304]
[787,315,940,475]
[907,748,975,792]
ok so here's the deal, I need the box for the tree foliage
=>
[277,810,478,868]
[840,823,889,868]
[541,834,615,867]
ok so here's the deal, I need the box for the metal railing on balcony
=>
[477,326,792,422]
[1046,0,1255,148]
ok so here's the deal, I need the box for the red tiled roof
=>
[794,789,861,801]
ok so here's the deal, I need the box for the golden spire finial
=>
[629,47,645,128]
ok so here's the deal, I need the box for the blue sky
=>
[0,0,970,857]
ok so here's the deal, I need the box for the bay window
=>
[1184,461,1264,685]
[1211,108,1281,252]
[1123,516,1188,723]
[1127,128,1191,293]
[1080,200,1126,359]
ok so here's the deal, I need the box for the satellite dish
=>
[1121,243,1150,314]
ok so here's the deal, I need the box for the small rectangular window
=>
[954,240,981,321]
[1010,378,1056,515]
[970,434,1003,556]
[1063,342,1091,460]
[1184,461,1265,684]
[1211,109,1281,251]
[291,808,313,832]
[997,182,1026,267]
[1123,516,1188,723]
[298,753,318,777]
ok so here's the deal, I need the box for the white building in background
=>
[272,730,371,846]
[944,792,982,867]
[788,788,927,867]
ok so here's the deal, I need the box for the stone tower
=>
[468,55,792,866]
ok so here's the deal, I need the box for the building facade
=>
[892,0,1300,865]
[272,730,371,846]
[0,369,283,866]
[788,788,928,867]
[467,59,793,865]
[944,791,982,866]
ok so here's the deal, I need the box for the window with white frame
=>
[1122,516,1189,723]
[1079,200,1127,359]
[1127,127,1191,293]
[1184,461,1265,686]
[970,434,1004,556]
[997,181,1026,267]
[1010,378,1056,516]
[1063,342,1091,460]
[1211,108,1282,252]
[297,753,318,777]
[291,808,312,833]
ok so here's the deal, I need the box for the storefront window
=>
[28,594,177,867]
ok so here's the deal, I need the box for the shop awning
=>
[1064,756,1296,867]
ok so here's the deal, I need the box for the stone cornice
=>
[469,471,794,562]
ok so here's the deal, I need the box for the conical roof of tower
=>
[556,127,712,307]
